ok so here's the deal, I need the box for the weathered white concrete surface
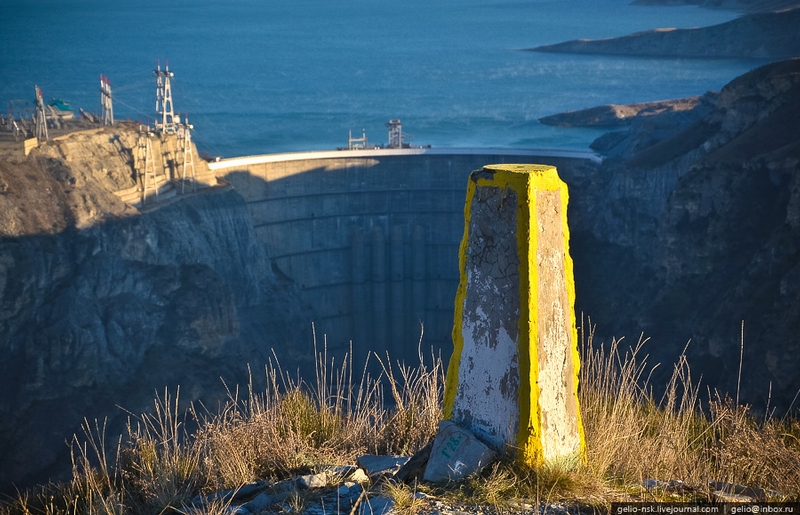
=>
[450,184,522,451]
[535,188,582,463]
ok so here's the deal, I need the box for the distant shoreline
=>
[527,7,800,59]
[632,0,799,13]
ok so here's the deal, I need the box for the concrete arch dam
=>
[208,148,600,365]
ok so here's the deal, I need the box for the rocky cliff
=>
[529,7,800,59]
[0,127,311,491]
[557,58,800,413]
[539,97,707,129]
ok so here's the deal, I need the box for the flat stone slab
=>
[423,420,496,483]
[356,454,410,477]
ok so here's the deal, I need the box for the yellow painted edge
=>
[443,176,477,418]
[522,171,541,467]
[559,182,588,463]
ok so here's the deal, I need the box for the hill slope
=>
[529,8,800,58]
[555,58,800,412]
[0,128,311,491]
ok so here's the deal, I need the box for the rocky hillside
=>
[529,7,800,59]
[555,58,800,413]
[0,128,311,492]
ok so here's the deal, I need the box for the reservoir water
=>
[0,0,766,158]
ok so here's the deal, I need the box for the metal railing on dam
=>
[208,148,601,365]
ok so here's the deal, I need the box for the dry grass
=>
[579,320,800,500]
[396,321,800,513]
[3,323,800,515]
[0,339,443,515]
[194,340,444,490]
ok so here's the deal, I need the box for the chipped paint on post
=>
[443,164,585,467]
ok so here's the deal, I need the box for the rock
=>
[507,500,535,511]
[349,468,370,483]
[293,482,364,515]
[241,492,273,512]
[394,440,434,484]
[297,472,328,489]
[711,490,755,503]
[359,495,394,515]
[326,464,358,479]
[641,479,663,490]
[422,420,496,483]
[640,479,702,496]
[709,481,776,502]
[356,455,410,478]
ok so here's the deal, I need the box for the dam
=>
[208,147,601,365]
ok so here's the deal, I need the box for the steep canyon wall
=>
[0,128,310,491]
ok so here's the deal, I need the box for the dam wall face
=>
[211,151,595,365]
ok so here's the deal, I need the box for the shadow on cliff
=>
[0,181,316,494]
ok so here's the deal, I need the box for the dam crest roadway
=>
[207,147,601,365]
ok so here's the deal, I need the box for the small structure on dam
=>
[443,164,585,465]
[386,119,404,148]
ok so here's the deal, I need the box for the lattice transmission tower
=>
[154,60,176,134]
[34,85,48,142]
[100,74,114,126]
[136,125,158,203]
[178,113,196,193]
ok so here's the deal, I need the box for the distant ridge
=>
[527,7,800,59]
[633,0,800,13]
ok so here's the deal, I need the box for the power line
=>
[111,78,151,93]
[110,94,152,121]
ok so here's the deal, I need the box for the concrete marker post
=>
[443,163,585,467]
